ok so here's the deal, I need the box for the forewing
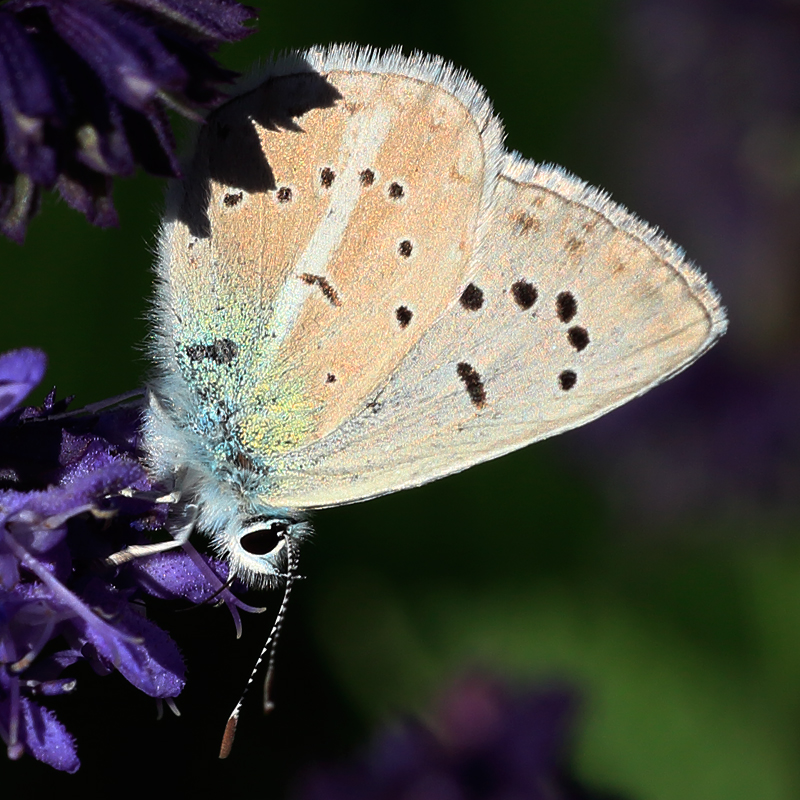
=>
[153,48,502,475]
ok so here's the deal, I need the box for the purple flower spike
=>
[0,348,257,771]
[0,0,257,242]
[0,348,46,421]
[295,675,616,800]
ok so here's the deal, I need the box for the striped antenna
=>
[219,534,299,759]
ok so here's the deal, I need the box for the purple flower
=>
[294,675,618,800]
[0,0,257,242]
[0,347,253,771]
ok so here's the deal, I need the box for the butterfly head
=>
[184,474,311,588]
[216,515,310,589]
[143,389,311,588]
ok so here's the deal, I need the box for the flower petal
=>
[0,11,58,183]
[126,0,256,41]
[0,692,80,772]
[0,348,46,420]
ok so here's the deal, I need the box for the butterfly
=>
[141,44,726,590]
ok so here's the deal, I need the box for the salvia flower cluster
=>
[0,347,251,771]
[0,0,256,242]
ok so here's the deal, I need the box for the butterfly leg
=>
[116,487,181,504]
[104,494,196,567]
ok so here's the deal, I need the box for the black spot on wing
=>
[559,370,577,391]
[185,344,206,362]
[395,306,413,328]
[185,338,239,365]
[300,273,341,306]
[511,280,537,310]
[360,168,375,186]
[556,291,577,323]
[567,326,590,352]
[456,362,486,408]
[459,283,484,311]
[320,167,335,188]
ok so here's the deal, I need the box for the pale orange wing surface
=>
[156,49,503,482]
[153,47,725,511]
[264,154,726,508]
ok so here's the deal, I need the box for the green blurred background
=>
[4,0,800,797]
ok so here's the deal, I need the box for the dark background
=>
[3,0,800,797]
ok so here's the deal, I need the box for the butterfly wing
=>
[151,46,725,510]
[266,152,726,508]
[151,47,503,481]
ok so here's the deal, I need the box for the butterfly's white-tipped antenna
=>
[219,533,299,759]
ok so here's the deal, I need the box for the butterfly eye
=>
[225,518,309,589]
[239,520,288,556]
